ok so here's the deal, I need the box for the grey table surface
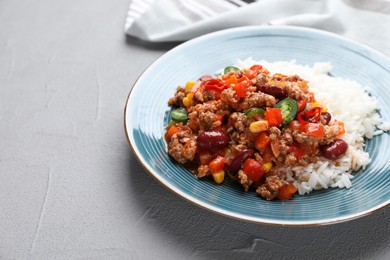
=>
[0,0,389,259]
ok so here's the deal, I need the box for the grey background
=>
[0,0,389,259]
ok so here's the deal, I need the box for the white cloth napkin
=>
[125,0,390,56]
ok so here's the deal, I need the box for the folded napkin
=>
[125,0,390,56]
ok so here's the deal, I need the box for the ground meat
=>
[254,72,271,86]
[229,131,257,152]
[203,90,218,102]
[228,112,257,151]
[256,175,288,200]
[221,88,240,109]
[320,123,342,145]
[238,170,252,192]
[284,153,298,166]
[168,86,186,107]
[168,128,197,164]
[187,101,230,131]
[284,82,307,101]
[194,89,204,102]
[197,165,210,178]
[239,91,276,111]
[269,126,281,141]
[221,86,276,111]
[229,112,249,132]
[291,130,318,146]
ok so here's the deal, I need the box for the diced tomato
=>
[304,123,324,138]
[298,98,307,112]
[265,107,283,127]
[209,155,225,173]
[166,126,180,141]
[234,82,247,98]
[277,182,297,200]
[242,158,266,182]
[289,142,306,160]
[255,132,271,150]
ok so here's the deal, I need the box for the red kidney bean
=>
[322,112,331,125]
[227,149,254,175]
[197,131,229,151]
[257,84,286,99]
[321,139,348,160]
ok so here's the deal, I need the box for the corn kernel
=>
[212,170,225,184]
[182,93,194,108]
[263,162,273,173]
[249,120,269,133]
[310,102,328,113]
[266,80,285,87]
[185,81,196,92]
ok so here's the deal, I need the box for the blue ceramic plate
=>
[124,26,390,226]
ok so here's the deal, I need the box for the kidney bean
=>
[321,139,348,160]
[197,131,229,151]
[227,149,254,175]
[257,84,286,99]
[321,112,332,125]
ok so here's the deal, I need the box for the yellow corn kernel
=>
[212,170,225,184]
[263,162,273,173]
[266,80,285,87]
[249,120,269,133]
[310,102,328,113]
[182,93,194,108]
[185,80,196,92]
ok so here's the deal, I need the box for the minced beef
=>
[168,127,197,164]
[256,175,288,200]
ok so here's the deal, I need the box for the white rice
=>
[234,58,389,195]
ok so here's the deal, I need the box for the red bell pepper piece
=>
[277,182,297,200]
[255,132,271,150]
[209,155,225,173]
[242,158,265,182]
[303,123,324,138]
[249,64,263,71]
[265,107,283,127]
[234,82,247,98]
[297,107,322,124]
[204,78,225,92]
[297,98,307,112]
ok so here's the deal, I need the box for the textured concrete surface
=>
[0,0,389,259]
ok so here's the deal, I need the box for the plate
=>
[124,26,390,226]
